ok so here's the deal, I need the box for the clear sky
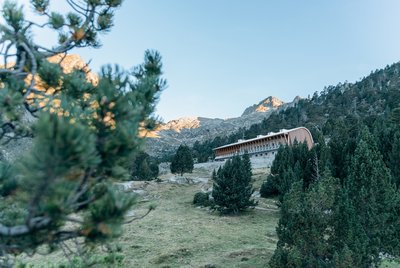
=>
[7,1,400,121]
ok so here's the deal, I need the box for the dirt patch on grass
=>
[152,248,192,265]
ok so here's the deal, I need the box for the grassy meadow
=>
[20,164,280,267]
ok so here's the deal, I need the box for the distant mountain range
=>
[146,60,400,159]
[145,96,300,156]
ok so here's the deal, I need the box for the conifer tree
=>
[331,188,369,267]
[270,127,400,267]
[260,142,312,199]
[131,152,159,181]
[389,131,400,186]
[170,145,194,176]
[137,159,151,181]
[390,107,400,125]
[270,172,339,267]
[326,118,353,181]
[345,127,398,264]
[212,155,257,214]
[0,0,166,263]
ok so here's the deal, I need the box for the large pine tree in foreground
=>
[212,154,257,214]
[0,0,166,265]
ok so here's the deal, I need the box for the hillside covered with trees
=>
[191,62,400,163]
[191,61,400,266]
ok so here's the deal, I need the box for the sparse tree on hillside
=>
[0,0,166,264]
[170,145,194,176]
[212,154,257,214]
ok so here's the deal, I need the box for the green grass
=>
[380,260,400,268]
[18,165,400,267]
[20,165,280,267]
[121,183,279,267]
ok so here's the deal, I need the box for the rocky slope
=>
[0,54,95,162]
[241,96,284,116]
[145,96,300,156]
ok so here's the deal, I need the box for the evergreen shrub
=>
[193,192,211,207]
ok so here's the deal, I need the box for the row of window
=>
[241,142,282,153]
[217,141,284,155]
[215,150,277,160]
[254,151,275,157]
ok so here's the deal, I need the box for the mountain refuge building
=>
[213,127,313,166]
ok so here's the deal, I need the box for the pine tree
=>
[149,161,160,180]
[372,119,395,167]
[260,142,312,199]
[326,118,353,181]
[270,126,400,267]
[212,155,257,214]
[131,152,159,181]
[345,127,397,265]
[390,107,400,125]
[137,159,152,181]
[170,145,194,176]
[389,131,400,186]
[270,172,339,267]
[331,188,369,267]
[0,0,165,262]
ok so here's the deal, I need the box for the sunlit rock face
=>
[0,54,96,162]
[241,96,284,116]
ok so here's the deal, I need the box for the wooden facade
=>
[213,127,314,161]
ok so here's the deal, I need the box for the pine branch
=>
[0,217,51,236]
[66,0,88,16]
[124,207,154,224]
[20,42,37,100]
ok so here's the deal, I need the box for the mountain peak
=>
[48,54,98,84]
[160,117,200,133]
[241,96,284,116]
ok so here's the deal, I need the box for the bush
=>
[193,192,211,207]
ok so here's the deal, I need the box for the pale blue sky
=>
[8,1,400,121]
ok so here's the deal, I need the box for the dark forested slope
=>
[192,62,400,162]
